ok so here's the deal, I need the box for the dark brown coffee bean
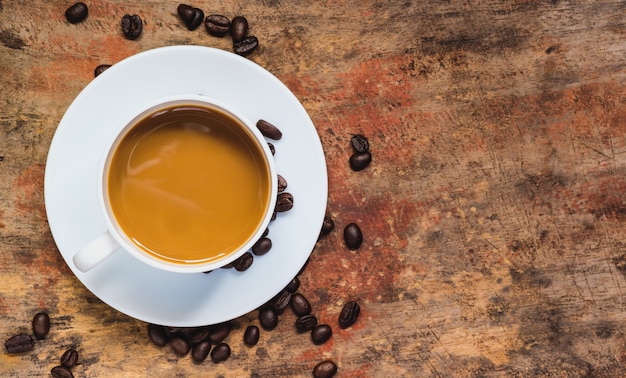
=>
[311,324,332,345]
[252,237,272,256]
[205,14,231,37]
[349,151,372,171]
[32,312,50,339]
[290,293,312,317]
[259,308,278,331]
[234,35,259,56]
[285,276,300,293]
[177,4,204,30]
[295,314,317,333]
[313,360,338,378]
[208,322,231,343]
[169,334,191,356]
[60,348,79,368]
[51,366,74,378]
[243,325,260,346]
[268,142,275,155]
[190,326,211,344]
[268,289,291,314]
[221,261,236,269]
[256,119,282,140]
[230,16,249,43]
[275,192,294,212]
[343,223,363,250]
[319,215,334,238]
[121,14,142,40]
[147,324,169,347]
[338,301,361,329]
[277,174,288,192]
[5,334,34,354]
[94,64,111,77]
[233,252,253,271]
[262,227,269,238]
[210,342,231,362]
[65,2,88,24]
[351,134,369,153]
[191,341,211,363]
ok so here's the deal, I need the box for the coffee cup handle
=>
[73,231,120,272]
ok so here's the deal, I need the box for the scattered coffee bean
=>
[177,4,204,30]
[65,2,88,24]
[230,16,249,43]
[351,134,370,153]
[290,293,312,317]
[233,35,259,56]
[343,223,363,250]
[221,261,236,269]
[121,14,142,40]
[256,119,282,140]
[349,151,372,171]
[277,174,288,192]
[338,301,361,329]
[243,325,260,346]
[313,360,338,378]
[208,322,231,343]
[285,276,300,293]
[94,64,111,77]
[205,14,231,37]
[169,334,191,356]
[233,252,254,271]
[252,237,272,256]
[148,324,169,347]
[259,307,278,331]
[5,334,34,354]
[295,314,318,333]
[311,324,332,345]
[270,289,292,314]
[319,215,335,238]
[191,340,211,363]
[268,142,275,155]
[275,192,294,212]
[210,342,231,362]
[32,311,50,339]
[60,348,79,368]
[189,326,211,344]
[51,366,74,378]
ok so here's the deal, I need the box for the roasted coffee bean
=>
[256,119,282,140]
[343,223,363,250]
[230,16,249,43]
[32,311,50,339]
[313,360,338,378]
[275,192,294,212]
[295,314,318,333]
[259,307,278,331]
[60,348,79,368]
[285,276,300,293]
[268,142,275,155]
[51,366,74,378]
[252,237,272,256]
[121,14,142,40]
[233,35,259,56]
[351,134,369,153]
[277,174,288,192]
[290,293,312,317]
[270,289,292,314]
[233,252,254,271]
[177,4,204,30]
[243,325,260,346]
[338,301,361,329]
[94,64,111,77]
[5,334,34,354]
[148,324,169,347]
[65,2,88,24]
[190,326,211,344]
[319,215,334,238]
[311,324,332,345]
[208,322,231,343]
[221,261,236,269]
[349,151,372,171]
[169,334,191,356]
[205,14,231,37]
[210,342,231,362]
[191,340,211,363]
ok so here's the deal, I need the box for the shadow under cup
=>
[103,99,275,269]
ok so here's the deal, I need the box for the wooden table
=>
[2,1,626,376]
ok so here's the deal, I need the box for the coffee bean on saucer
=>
[313,360,338,378]
[148,324,169,347]
[169,333,191,356]
[285,276,300,293]
[290,293,312,317]
[210,342,231,362]
[32,311,50,339]
[60,348,79,368]
[311,324,332,345]
[5,334,34,354]
[191,341,211,363]
[233,252,254,271]
[338,301,361,329]
[234,35,259,56]
[51,365,74,378]
[275,192,294,212]
[243,325,260,346]
[343,223,363,250]
[230,16,249,43]
[256,119,282,140]
[177,4,204,30]
[121,14,142,40]
[351,134,370,153]
[295,314,317,333]
[259,307,278,331]
[205,14,231,37]
[271,289,292,314]
[349,151,372,171]
[65,2,88,24]
[94,64,111,77]
[252,237,272,256]
[277,174,288,192]
[208,322,231,343]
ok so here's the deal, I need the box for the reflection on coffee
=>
[106,103,271,265]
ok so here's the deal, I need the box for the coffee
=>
[105,103,271,266]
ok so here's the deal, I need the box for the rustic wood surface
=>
[2,0,626,376]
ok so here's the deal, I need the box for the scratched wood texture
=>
[2,0,626,376]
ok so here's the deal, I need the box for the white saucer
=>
[44,46,328,327]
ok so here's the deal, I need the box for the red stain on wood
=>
[14,164,46,222]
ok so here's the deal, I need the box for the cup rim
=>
[97,94,278,273]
